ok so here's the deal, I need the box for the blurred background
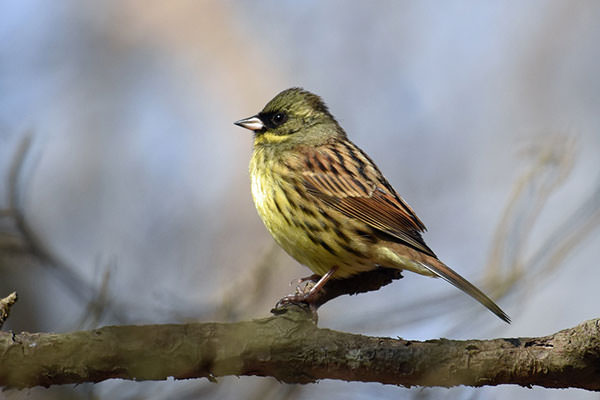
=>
[1,1,599,399]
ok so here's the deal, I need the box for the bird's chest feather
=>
[249,153,304,249]
[249,147,374,277]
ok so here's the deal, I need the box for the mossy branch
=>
[1,305,599,390]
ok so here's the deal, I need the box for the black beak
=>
[234,115,265,131]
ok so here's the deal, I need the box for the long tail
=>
[419,258,511,323]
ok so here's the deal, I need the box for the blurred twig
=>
[485,136,576,292]
[76,259,115,330]
[1,135,126,324]
[216,243,282,321]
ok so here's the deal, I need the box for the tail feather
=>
[419,259,511,323]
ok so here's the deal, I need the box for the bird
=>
[234,87,510,323]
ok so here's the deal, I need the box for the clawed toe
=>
[274,267,339,315]
[274,292,311,309]
[273,292,319,322]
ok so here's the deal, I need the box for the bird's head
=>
[234,88,345,147]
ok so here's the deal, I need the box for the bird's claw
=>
[274,294,300,310]
[273,292,319,322]
[274,290,311,309]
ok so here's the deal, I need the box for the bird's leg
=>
[289,273,321,295]
[304,267,337,299]
[290,274,320,286]
[276,266,338,309]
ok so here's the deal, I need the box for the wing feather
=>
[301,143,437,258]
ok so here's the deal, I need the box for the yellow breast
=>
[249,146,375,277]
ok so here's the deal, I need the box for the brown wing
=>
[301,141,437,258]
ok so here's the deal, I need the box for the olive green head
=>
[234,88,346,146]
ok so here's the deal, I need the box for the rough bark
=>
[1,305,598,390]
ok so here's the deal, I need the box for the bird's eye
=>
[270,112,287,127]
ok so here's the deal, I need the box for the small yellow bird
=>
[235,88,510,323]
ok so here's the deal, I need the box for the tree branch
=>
[1,305,598,390]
